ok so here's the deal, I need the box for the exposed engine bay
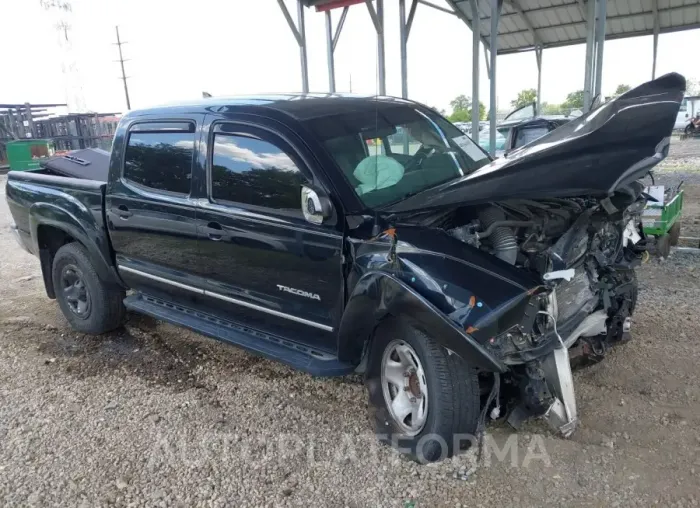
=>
[432,183,649,436]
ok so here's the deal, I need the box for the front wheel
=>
[52,242,126,334]
[365,318,480,463]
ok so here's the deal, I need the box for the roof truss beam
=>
[365,0,383,33]
[406,0,418,37]
[443,0,492,49]
[498,5,693,39]
[500,20,700,54]
[277,0,304,45]
[505,0,543,46]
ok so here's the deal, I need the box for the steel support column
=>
[484,45,491,79]
[325,7,349,93]
[277,0,309,93]
[535,46,542,115]
[489,0,502,156]
[377,0,386,95]
[471,0,481,138]
[298,1,309,93]
[366,0,386,95]
[652,0,659,79]
[399,0,408,98]
[583,0,596,111]
[593,0,607,98]
[325,11,336,92]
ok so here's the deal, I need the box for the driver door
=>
[192,120,345,351]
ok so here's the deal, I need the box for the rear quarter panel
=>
[6,171,118,284]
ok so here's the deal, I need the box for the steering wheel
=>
[403,147,430,172]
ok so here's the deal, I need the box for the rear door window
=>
[123,126,195,194]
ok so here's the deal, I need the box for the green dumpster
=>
[6,139,54,171]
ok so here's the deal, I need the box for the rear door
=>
[106,118,202,300]
[191,120,345,352]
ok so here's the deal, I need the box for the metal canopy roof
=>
[450,0,700,54]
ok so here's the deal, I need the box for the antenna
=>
[114,26,131,110]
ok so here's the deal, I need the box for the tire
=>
[669,221,681,246]
[685,124,694,136]
[365,318,480,463]
[656,233,671,259]
[52,242,125,334]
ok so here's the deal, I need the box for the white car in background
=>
[675,96,700,130]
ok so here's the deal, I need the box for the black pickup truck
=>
[6,74,684,462]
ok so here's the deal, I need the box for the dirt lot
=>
[1,141,700,507]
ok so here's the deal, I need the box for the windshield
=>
[305,104,490,208]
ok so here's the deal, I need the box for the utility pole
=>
[114,26,131,110]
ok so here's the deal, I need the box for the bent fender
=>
[337,270,507,372]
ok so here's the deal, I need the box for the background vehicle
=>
[6,75,684,463]
[477,127,507,155]
[675,96,700,130]
[496,103,579,155]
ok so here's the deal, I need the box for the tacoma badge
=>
[277,284,321,301]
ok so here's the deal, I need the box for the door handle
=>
[205,221,223,241]
[112,205,132,219]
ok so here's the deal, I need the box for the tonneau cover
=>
[40,148,110,182]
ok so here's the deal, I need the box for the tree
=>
[511,89,537,109]
[448,109,469,123]
[449,95,472,113]
[613,84,631,97]
[686,78,700,96]
[447,94,485,123]
[540,102,562,115]
[561,90,584,111]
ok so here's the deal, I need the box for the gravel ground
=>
[1,141,700,507]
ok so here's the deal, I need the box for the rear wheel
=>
[366,318,480,463]
[52,243,125,334]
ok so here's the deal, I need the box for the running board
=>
[123,293,355,377]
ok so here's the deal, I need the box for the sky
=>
[1,0,698,115]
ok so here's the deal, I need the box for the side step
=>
[123,293,355,377]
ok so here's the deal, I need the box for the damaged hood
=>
[385,73,685,213]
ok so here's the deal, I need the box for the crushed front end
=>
[447,187,647,435]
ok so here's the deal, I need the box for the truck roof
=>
[123,94,420,121]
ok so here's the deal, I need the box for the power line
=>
[114,26,131,110]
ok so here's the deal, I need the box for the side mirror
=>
[301,186,332,225]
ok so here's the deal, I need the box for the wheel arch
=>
[29,204,120,298]
[337,271,507,373]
